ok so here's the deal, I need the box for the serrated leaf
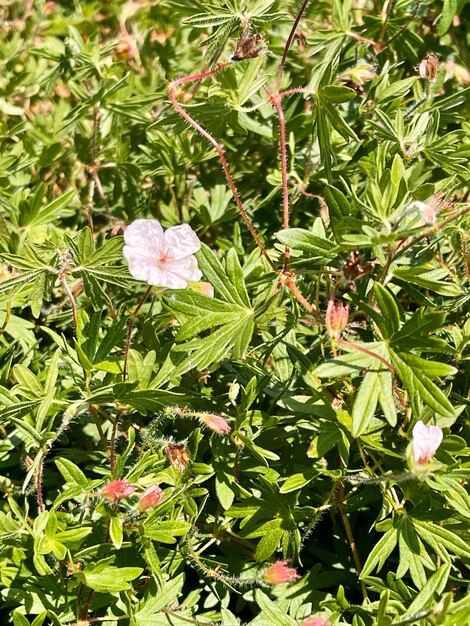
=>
[79,565,143,593]
[374,284,400,338]
[275,228,337,259]
[360,528,398,578]
[55,458,89,489]
[405,563,451,616]
[351,370,381,437]
[255,590,297,626]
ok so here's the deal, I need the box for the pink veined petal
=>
[147,266,188,289]
[164,224,201,260]
[124,219,164,255]
[168,256,203,283]
[412,420,443,463]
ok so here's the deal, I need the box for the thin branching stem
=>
[264,85,290,270]
[276,0,310,92]
[169,79,277,272]
[123,285,152,381]
[336,479,368,600]
[36,454,45,513]
[338,337,396,374]
[60,272,78,330]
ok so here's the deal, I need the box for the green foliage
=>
[0,0,469,625]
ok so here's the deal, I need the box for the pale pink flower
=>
[325,300,349,339]
[136,483,163,511]
[199,413,231,435]
[412,420,443,464]
[123,219,202,289]
[101,480,136,501]
[263,560,301,584]
[299,617,330,626]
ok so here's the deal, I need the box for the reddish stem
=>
[277,0,311,92]
[171,63,229,87]
[169,79,277,272]
[337,337,396,375]
[265,86,290,271]
[279,87,315,98]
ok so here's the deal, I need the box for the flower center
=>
[156,252,170,268]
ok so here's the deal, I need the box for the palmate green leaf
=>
[27,189,76,227]
[230,57,269,108]
[412,519,469,559]
[255,521,283,561]
[314,342,387,378]
[84,236,124,267]
[132,573,185,626]
[390,350,456,416]
[55,458,90,489]
[196,245,250,306]
[183,12,234,28]
[0,270,46,297]
[374,284,400,338]
[77,565,143,593]
[156,315,254,384]
[0,400,42,423]
[324,185,363,237]
[360,528,398,578]
[352,372,380,437]
[36,348,61,431]
[315,105,332,183]
[393,266,462,297]
[375,77,418,102]
[164,290,249,341]
[405,564,451,617]
[427,476,470,519]
[255,590,297,626]
[143,521,192,543]
[392,308,445,345]
[275,228,337,261]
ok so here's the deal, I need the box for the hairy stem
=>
[337,337,396,374]
[36,454,45,513]
[168,79,277,272]
[336,480,368,600]
[264,86,290,270]
[277,0,310,92]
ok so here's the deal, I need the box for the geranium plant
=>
[0,0,469,625]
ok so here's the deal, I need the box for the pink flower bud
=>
[101,480,136,501]
[263,560,301,584]
[412,420,443,464]
[137,483,163,511]
[325,300,349,339]
[299,617,331,626]
[199,413,231,435]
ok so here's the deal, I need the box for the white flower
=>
[123,219,202,289]
[411,420,443,464]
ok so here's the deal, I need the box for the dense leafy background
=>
[0,0,469,625]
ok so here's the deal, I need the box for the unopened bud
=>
[199,413,231,435]
[101,480,136,501]
[136,484,163,512]
[325,300,349,340]
[263,560,301,584]
[418,53,439,81]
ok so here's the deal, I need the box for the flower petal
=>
[124,219,164,254]
[164,224,201,260]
